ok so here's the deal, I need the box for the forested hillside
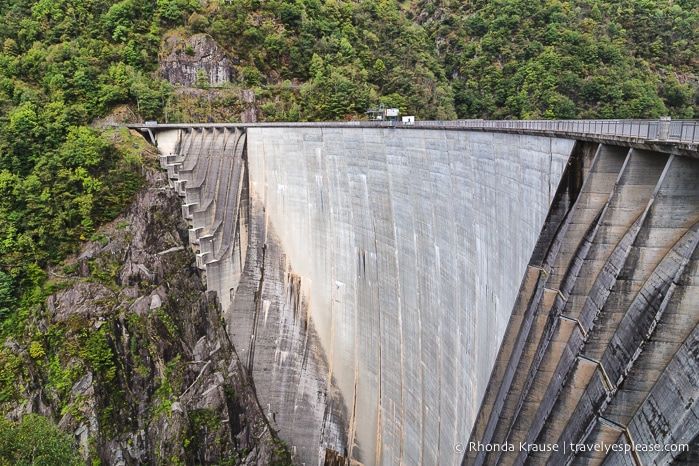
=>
[185,0,699,120]
[0,0,696,125]
[0,0,168,330]
[429,0,699,119]
[0,0,695,462]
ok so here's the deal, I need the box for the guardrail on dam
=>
[131,120,699,465]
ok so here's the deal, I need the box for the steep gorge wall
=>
[159,126,575,465]
[27,162,289,465]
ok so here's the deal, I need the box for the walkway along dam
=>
[129,120,699,465]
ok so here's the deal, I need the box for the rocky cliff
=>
[157,33,262,124]
[1,131,290,464]
[159,33,237,88]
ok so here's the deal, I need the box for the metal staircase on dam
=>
[131,119,699,466]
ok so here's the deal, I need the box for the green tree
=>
[59,126,109,168]
[195,68,210,89]
[188,12,210,33]
[0,271,15,321]
[379,93,406,114]
[2,38,18,57]
[130,77,170,120]
[0,414,82,465]
[309,53,324,79]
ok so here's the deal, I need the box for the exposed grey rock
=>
[241,89,254,103]
[240,90,257,122]
[4,163,291,465]
[128,295,150,316]
[71,372,93,396]
[49,282,116,323]
[3,339,23,354]
[149,294,162,310]
[157,245,185,255]
[119,286,140,300]
[159,33,236,88]
[193,336,207,362]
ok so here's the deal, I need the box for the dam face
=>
[158,126,574,465]
[151,121,699,465]
[244,128,573,465]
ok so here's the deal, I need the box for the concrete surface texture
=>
[150,122,699,465]
[193,126,570,466]
[464,143,699,465]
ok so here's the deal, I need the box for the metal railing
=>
[124,119,699,145]
[408,119,699,144]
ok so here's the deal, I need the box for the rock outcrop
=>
[159,33,237,88]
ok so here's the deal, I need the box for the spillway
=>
[157,125,573,465]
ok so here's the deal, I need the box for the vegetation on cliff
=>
[0,0,170,339]
[0,131,293,463]
[0,414,82,464]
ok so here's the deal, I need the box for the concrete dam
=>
[136,120,699,465]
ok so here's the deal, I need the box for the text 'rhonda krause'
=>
[468,442,557,452]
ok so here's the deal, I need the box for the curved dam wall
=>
[244,128,574,465]
[157,126,575,465]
